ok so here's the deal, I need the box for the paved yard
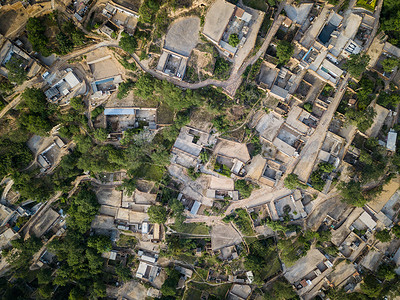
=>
[164,17,200,57]
[284,3,313,25]
[211,223,242,251]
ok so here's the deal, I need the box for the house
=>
[44,70,81,102]
[30,208,61,238]
[227,284,252,300]
[86,50,123,98]
[0,39,43,80]
[202,0,256,58]
[214,138,251,175]
[0,228,20,249]
[245,155,284,187]
[136,261,160,282]
[171,126,212,168]
[351,211,377,231]
[175,265,193,279]
[386,129,397,152]
[206,175,238,201]
[268,190,306,221]
[285,106,318,136]
[103,107,157,136]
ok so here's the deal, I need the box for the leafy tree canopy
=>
[344,54,370,78]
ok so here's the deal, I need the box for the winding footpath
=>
[0,1,286,120]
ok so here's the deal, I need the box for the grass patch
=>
[170,223,210,235]
[245,239,281,282]
[356,0,376,11]
[184,282,232,300]
[132,164,165,181]
[225,208,255,236]
[176,253,197,265]
[214,162,231,177]
[235,179,255,199]
[116,234,137,248]
[184,288,203,299]
[278,238,307,267]
[243,0,269,11]
[157,104,174,124]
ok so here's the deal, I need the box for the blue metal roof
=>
[104,108,136,115]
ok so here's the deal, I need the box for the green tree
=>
[119,31,138,53]
[5,57,28,85]
[161,268,180,297]
[270,280,297,300]
[138,0,160,23]
[7,237,42,272]
[56,32,73,54]
[377,91,400,109]
[382,57,400,73]
[21,87,48,114]
[20,114,52,135]
[360,275,383,298]
[375,229,391,243]
[94,128,108,141]
[345,106,376,132]
[37,268,53,285]
[67,187,100,233]
[228,34,240,47]
[115,263,132,281]
[344,54,370,78]
[87,235,112,253]
[284,173,306,189]
[37,284,53,298]
[338,180,366,207]
[134,73,155,100]
[392,224,400,238]
[148,205,167,224]
[235,179,254,198]
[276,40,294,65]
[70,96,85,112]
[377,263,396,281]
[26,17,51,56]
[117,79,135,99]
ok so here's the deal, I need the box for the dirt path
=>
[293,74,350,183]
[22,191,63,240]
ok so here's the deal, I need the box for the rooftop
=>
[203,0,236,43]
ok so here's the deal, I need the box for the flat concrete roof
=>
[255,112,284,142]
[284,249,326,283]
[209,175,234,191]
[203,0,236,43]
[365,104,389,137]
[164,17,200,57]
[31,208,59,238]
[214,139,251,163]
[284,3,313,25]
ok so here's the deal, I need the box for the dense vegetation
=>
[380,0,400,47]
[26,15,86,57]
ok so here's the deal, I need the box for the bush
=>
[228,34,240,47]
[214,57,231,80]
[344,54,370,78]
[5,57,27,85]
[276,40,294,65]
[375,229,391,243]
[303,102,313,113]
[119,32,138,53]
[148,205,167,224]
[284,174,306,189]
[235,179,254,199]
